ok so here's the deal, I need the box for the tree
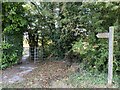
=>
[23,2,56,61]
[2,2,27,69]
[72,2,120,73]
[23,2,39,61]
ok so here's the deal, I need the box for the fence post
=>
[108,26,114,86]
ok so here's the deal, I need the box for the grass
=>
[66,70,119,88]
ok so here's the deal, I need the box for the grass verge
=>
[66,70,119,88]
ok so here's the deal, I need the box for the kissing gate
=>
[96,26,114,86]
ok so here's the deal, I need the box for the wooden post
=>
[0,2,2,70]
[96,26,114,86]
[108,26,114,86]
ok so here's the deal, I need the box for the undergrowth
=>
[66,70,119,88]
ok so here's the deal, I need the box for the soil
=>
[22,60,79,88]
[0,47,79,88]
[1,59,79,88]
[1,47,119,88]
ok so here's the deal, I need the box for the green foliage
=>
[1,2,27,69]
[67,71,119,88]
[1,34,23,69]
[2,2,27,34]
[71,2,120,73]
[72,39,95,55]
[28,2,119,74]
[46,3,83,58]
[1,2,119,74]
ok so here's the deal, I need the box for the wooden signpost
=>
[96,33,109,38]
[96,26,114,86]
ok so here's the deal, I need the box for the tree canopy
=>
[1,2,120,74]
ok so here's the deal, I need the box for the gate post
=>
[34,46,39,63]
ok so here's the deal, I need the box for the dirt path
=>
[21,60,79,88]
[1,46,79,88]
[1,60,79,88]
[1,47,119,88]
[1,62,37,84]
[1,47,37,87]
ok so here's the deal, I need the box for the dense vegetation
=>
[2,2,27,69]
[1,2,120,74]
